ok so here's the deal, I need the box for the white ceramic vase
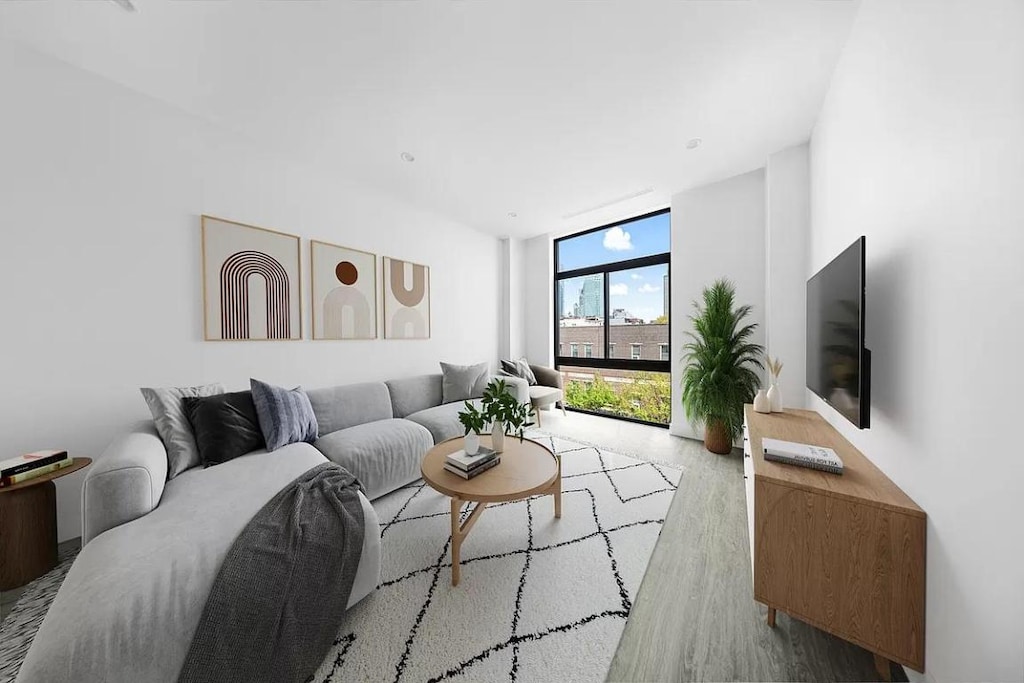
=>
[753,389,771,413]
[767,382,783,413]
[491,420,505,453]
[464,432,480,455]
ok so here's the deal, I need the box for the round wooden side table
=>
[0,457,91,590]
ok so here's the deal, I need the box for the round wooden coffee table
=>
[421,435,560,586]
[0,457,91,590]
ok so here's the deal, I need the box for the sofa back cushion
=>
[306,382,393,435]
[385,374,443,418]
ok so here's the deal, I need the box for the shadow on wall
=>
[863,240,925,438]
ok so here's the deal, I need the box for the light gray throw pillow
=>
[141,383,226,479]
[440,362,489,404]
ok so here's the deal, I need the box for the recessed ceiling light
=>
[400,152,415,162]
[686,138,702,150]
[508,212,518,218]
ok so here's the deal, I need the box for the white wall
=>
[670,169,766,439]
[0,39,501,542]
[523,233,554,366]
[809,1,1024,680]
[765,143,809,409]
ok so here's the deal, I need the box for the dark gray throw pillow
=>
[500,358,537,386]
[250,378,319,451]
[183,391,266,467]
[440,361,489,404]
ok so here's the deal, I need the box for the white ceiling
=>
[0,0,859,239]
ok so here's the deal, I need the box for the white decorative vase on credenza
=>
[464,432,480,456]
[491,420,505,453]
[753,389,771,414]
[767,383,783,413]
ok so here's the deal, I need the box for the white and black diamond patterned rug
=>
[0,433,680,683]
[310,432,680,682]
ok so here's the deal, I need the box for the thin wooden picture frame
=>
[310,239,378,340]
[200,214,303,341]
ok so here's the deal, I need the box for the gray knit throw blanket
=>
[178,462,365,683]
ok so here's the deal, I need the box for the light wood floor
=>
[537,409,904,682]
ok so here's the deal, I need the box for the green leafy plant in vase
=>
[457,402,488,455]
[481,378,534,453]
[681,278,764,454]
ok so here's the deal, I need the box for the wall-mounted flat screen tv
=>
[806,236,871,429]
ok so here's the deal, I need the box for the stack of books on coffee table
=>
[1,450,72,488]
[444,446,500,480]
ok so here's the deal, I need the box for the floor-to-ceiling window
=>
[554,209,670,426]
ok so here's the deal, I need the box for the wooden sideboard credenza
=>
[742,406,926,680]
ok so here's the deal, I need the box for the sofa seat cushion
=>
[17,444,382,683]
[406,400,481,445]
[315,419,432,500]
[528,385,563,406]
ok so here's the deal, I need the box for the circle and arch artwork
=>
[382,256,430,339]
[311,240,377,340]
[201,215,302,341]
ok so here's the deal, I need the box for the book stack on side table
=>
[0,450,72,488]
[444,446,500,480]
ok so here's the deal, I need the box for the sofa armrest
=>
[82,423,168,545]
[491,373,530,406]
[530,365,563,391]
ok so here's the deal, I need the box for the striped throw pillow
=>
[250,378,319,452]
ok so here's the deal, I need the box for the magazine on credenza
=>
[761,438,844,475]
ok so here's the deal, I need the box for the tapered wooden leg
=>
[873,654,892,682]
[767,607,777,628]
[560,401,567,416]
[553,456,562,519]
[535,406,542,427]
[449,498,488,587]
[450,498,461,586]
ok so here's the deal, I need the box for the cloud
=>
[603,226,633,251]
[637,283,661,294]
[630,273,643,280]
[609,283,629,296]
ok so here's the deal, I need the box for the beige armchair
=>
[527,364,567,427]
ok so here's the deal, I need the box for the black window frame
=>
[553,208,671,425]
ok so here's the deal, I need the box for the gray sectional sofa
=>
[17,371,528,683]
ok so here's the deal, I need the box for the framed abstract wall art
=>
[200,215,302,341]
[310,240,377,340]
[382,256,430,339]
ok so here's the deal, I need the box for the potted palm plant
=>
[681,279,764,454]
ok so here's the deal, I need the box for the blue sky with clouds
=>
[557,212,670,323]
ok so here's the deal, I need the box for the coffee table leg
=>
[450,497,462,586]
[553,455,562,519]
[449,498,490,587]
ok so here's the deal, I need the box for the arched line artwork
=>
[383,256,431,339]
[201,215,302,341]
[311,240,378,340]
